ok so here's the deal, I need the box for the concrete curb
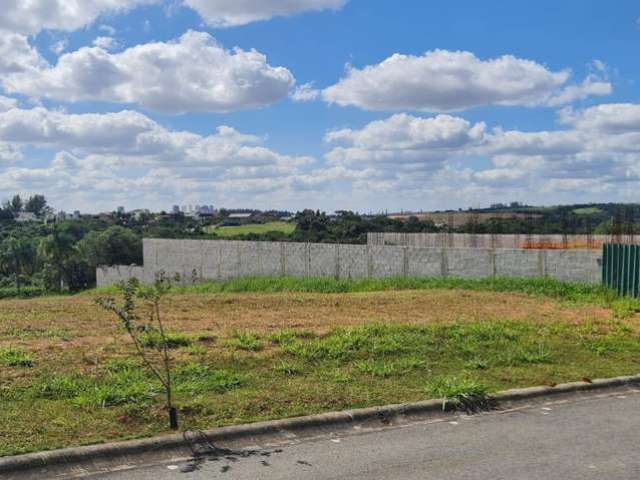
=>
[2,373,640,475]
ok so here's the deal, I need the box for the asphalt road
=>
[95,391,640,480]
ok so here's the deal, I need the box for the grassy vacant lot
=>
[1,277,640,456]
[209,221,295,237]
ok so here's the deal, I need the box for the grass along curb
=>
[2,373,640,476]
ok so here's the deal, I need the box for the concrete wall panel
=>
[369,245,405,278]
[309,243,337,278]
[338,245,368,279]
[407,248,444,277]
[284,243,308,277]
[495,250,542,278]
[259,242,283,277]
[218,241,241,280]
[446,249,492,278]
[545,250,601,284]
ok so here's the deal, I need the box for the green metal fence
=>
[602,243,640,297]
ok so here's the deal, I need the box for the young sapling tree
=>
[96,272,179,429]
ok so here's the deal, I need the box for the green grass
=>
[4,316,640,456]
[0,347,34,367]
[174,363,243,395]
[227,331,263,351]
[138,331,194,349]
[92,275,622,306]
[210,221,295,237]
[427,376,490,411]
[573,207,603,215]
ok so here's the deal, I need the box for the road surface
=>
[94,390,640,479]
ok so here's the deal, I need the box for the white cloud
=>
[1,31,295,114]
[92,36,119,51]
[322,50,612,112]
[325,113,485,167]
[50,39,68,55]
[0,32,48,75]
[0,104,316,209]
[316,104,640,207]
[558,103,640,133]
[291,82,320,102]
[0,96,18,112]
[183,0,348,27]
[546,75,612,106]
[0,0,156,35]
[99,24,117,35]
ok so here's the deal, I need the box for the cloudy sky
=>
[0,1,639,213]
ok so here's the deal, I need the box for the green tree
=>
[78,226,142,268]
[3,195,23,216]
[38,226,76,292]
[24,195,49,217]
[0,236,36,290]
[10,195,23,214]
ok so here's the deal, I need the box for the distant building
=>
[72,210,81,219]
[117,206,125,215]
[15,212,38,223]
[172,205,181,214]
[228,213,252,219]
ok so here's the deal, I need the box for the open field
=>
[573,207,604,215]
[209,221,295,237]
[1,277,640,457]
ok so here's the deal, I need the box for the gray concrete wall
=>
[368,232,635,250]
[97,239,603,286]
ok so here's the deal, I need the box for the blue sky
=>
[0,0,639,213]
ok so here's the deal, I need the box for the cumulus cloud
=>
[558,103,640,133]
[50,39,68,55]
[1,31,295,114]
[0,0,156,35]
[183,0,348,27]
[0,32,48,75]
[0,96,18,112]
[3,103,640,211]
[322,50,612,112]
[317,104,640,206]
[0,104,317,209]
[291,82,321,102]
[325,113,485,167]
[92,36,119,50]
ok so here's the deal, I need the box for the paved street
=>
[95,391,640,480]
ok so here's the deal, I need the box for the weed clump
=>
[139,331,193,349]
[0,347,34,367]
[227,331,263,351]
[428,376,490,412]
